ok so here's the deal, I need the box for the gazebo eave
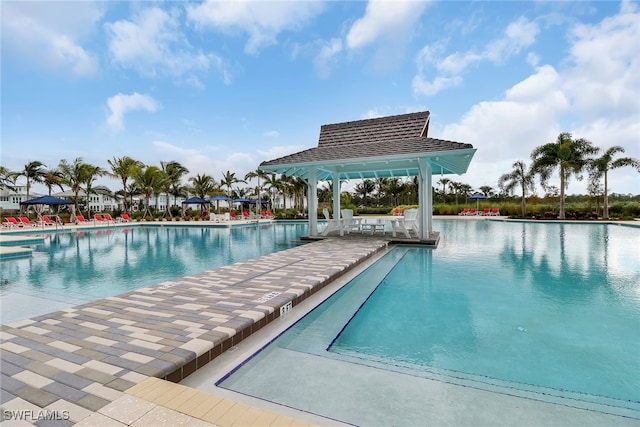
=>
[259,148,476,182]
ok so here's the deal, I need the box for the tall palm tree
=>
[437,177,451,196]
[21,161,47,200]
[189,173,216,199]
[498,160,535,218]
[133,166,162,218]
[160,161,190,217]
[589,146,639,219]
[0,166,18,191]
[531,132,598,219]
[108,156,144,212]
[43,168,65,195]
[292,176,307,213]
[245,169,270,213]
[81,163,106,217]
[58,158,86,218]
[220,171,245,203]
[354,179,376,206]
[262,173,280,210]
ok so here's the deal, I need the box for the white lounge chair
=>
[390,208,418,238]
[340,209,361,234]
[321,208,343,236]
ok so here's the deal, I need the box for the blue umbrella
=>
[209,195,229,213]
[468,193,488,210]
[20,195,73,206]
[233,197,252,203]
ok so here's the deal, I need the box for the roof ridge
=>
[320,110,429,130]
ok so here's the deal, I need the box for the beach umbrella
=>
[208,195,229,213]
[181,197,210,216]
[468,193,488,210]
[20,195,73,216]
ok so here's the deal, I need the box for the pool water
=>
[0,223,308,324]
[217,220,640,424]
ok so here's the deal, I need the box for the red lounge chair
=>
[76,215,88,223]
[19,216,37,227]
[94,214,107,222]
[491,208,501,216]
[119,213,131,222]
[39,215,56,226]
[481,208,490,216]
[468,208,478,216]
[104,213,115,222]
[458,208,470,216]
[3,217,21,228]
[229,211,237,220]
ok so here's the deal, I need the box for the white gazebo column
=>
[332,172,341,220]
[418,158,433,240]
[308,167,318,236]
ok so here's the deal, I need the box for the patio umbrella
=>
[208,195,229,213]
[468,193,488,210]
[20,195,73,216]
[181,197,210,216]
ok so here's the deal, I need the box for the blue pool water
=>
[217,220,640,424]
[0,223,308,324]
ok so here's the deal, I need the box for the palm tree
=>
[220,170,245,203]
[20,161,47,200]
[189,173,216,199]
[479,185,494,197]
[0,166,18,191]
[262,173,280,210]
[43,167,65,195]
[531,132,598,219]
[354,179,376,206]
[160,161,190,217]
[589,146,639,219]
[108,156,144,212]
[498,160,535,217]
[437,177,451,202]
[58,158,87,218]
[133,166,162,218]
[81,163,106,217]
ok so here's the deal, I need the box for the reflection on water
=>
[217,221,639,424]
[330,221,640,404]
[1,223,308,323]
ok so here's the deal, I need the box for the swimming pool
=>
[0,223,309,324]
[215,220,640,425]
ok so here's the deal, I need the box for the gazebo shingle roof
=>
[261,111,472,165]
[259,111,475,180]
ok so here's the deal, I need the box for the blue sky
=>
[2,0,639,196]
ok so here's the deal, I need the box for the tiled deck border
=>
[0,237,388,425]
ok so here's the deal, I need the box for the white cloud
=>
[414,16,540,96]
[562,1,640,120]
[433,2,640,197]
[313,38,343,78]
[1,1,101,76]
[263,130,280,138]
[345,0,429,50]
[106,93,160,131]
[186,0,324,54]
[106,6,228,84]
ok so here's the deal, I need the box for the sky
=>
[2,0,639,197]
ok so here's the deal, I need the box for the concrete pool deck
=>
[0,236,389,425]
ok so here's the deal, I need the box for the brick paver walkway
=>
[0,237,388,425]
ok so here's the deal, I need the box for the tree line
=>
[1,132,638,220]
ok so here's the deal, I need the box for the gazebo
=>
[259,111,476,241]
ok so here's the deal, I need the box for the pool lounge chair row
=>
[458,207,501,216]
[2,215,65,228]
